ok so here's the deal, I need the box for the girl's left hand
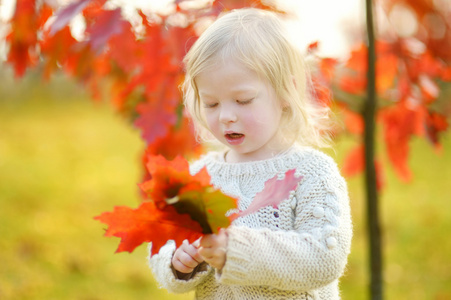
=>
[198,228,228,270]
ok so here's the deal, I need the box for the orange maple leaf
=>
[94,202,203,255]
[380,103,417,181]
[40,27,77,79]
[342,144,365,178]
[6,0,40,77]
[342,144,385,190]
[144,116,203,160]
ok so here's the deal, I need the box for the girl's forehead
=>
[198,57,264,82]
[196,61,260,88]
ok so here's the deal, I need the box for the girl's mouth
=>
[225,133,245,145]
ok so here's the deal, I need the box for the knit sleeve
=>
[217,163,352,291]
[148,240,213,293]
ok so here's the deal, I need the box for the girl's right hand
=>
[172,239,204,275]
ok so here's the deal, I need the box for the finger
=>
[200,234,214,248]
[197,246,210,259]
[183,244,204,264]
[181,239,190,249]
[172,257,194,274]
[192,237,202,248]
[198,249,226,270]
[178,251,200,269]
[180,239,204,263]
[218,228,228,245]
[198,246,216,260]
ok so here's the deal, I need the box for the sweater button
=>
[326,237,337,249]
[273,211,279,218]
[313,206,325,218]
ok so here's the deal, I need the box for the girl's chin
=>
[226,149,271,163]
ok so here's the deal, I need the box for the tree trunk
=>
[364,0,383,299]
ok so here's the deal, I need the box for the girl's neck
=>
[224,145,293,163]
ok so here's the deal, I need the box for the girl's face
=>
[196,60,286,163]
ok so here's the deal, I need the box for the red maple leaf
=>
[134,100,178,145]
[49,0,92,36]
[380,102,418,181]
[342,107,364,135]
[6,0,40,77]
[342,144,365,178]
[144,116,203,160]
[425,112,448,148]
[86,8,124,51]
[342,144,385,190]
[40,26,78,79]
[94,201,203,255]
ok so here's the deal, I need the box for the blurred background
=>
[1,0,451,299]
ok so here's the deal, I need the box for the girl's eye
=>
[204,102,218,108]
[237,98,254,105]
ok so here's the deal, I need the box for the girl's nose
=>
[219,105,238,124]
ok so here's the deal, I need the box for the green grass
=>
[1,71,450,299]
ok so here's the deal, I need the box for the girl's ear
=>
[282,103,290,112]
[280,98,290,112]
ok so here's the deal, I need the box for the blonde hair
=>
[183,8,332,148]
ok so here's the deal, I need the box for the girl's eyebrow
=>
[198,92,216,99]
[199,86,258,97]
[231,86,258,93]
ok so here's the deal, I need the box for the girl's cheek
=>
[205,113,219,132]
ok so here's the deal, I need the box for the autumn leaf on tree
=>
[6,0,40,78]
[342,144,385,190]
[40,27,78,79]
[85,8,124,51]
[49,0,92,36]
[143,116,203,161]
[134,101,178,145]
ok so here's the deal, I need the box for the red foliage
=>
[315,0,451,182]
[342,144,385,190]
[4,0,451,252]
[144,116,203,161]
[342,144,365,178]
[6,0,40,77]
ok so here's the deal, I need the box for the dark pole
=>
[364,0,383,299]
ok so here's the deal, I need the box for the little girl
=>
[149,8,352,300]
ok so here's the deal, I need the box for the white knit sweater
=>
[148,146,352,300]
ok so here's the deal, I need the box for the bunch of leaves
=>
[95,155,303,255]
[5,1,451,248]
[5,0,277,161]
[308,0,451,188]
[95,155,238,255]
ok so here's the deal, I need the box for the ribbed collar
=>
[201,145,311,177]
